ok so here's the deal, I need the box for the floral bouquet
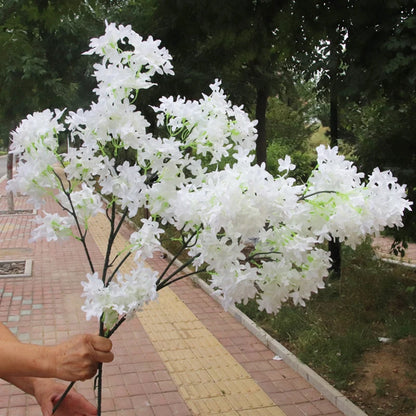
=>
[7,22,412,414]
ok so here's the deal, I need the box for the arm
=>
[0,322,113,381]
[0,322,113,415]
[3,375,97,416]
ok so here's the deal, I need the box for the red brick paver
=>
[0,179,349,416]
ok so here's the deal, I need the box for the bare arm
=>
[0,322,113,415]
[0,322,113,381]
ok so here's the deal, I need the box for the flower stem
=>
[156,254,201,290]
[52,381,75,414]
[52,315,126,414]
[96,363,103,416]
[298,190,337,201]
[156,226,200,286]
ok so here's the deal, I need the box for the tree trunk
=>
[329,85,338,148]
[328,34,341,279]
[328,93,341,278]
[255,84,269,167]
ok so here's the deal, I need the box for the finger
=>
[66,391,97,415]
[93,350,114,363]
[90,336,112,352]
[40,402,53,416]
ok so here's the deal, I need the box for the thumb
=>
[42,392,63,416]
[40,401,53,416]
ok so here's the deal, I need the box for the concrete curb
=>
[0,176,369,416]
[160,244,368,416]
[378,255,416,269]
[190,275,369,416]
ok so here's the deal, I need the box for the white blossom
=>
[29,212,75,242]
[8,24,412,327]
[81,265,158,326]
[57,184,105,224]
[9,109,65,155]
[129,218,164,260]
[278,155,296,173]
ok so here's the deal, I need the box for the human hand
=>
[51,334,113,381]
[33,378,97,416]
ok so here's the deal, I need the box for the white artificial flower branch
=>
[7,22,412,415]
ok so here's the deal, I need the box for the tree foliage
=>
[113,0,307,167]
[2,0,416,243]
[0,0,106,146]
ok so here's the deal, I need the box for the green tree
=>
[0,0,107,147]
[286,0,416,265]
[340,1,416,245]
[266,93,317,182]
[117,0,310,167]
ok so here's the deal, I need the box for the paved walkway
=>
[0,178,352,416]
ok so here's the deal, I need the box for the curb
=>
[160,245,368,416]
[190,275,368,416]
[378,255,416,269]
[0,175,374,416]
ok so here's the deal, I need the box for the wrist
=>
[32,377,55,396]
[2,375,40,396]
[31,377,50,397]
[18,343,58,379]
[44,345,59,379]
[0,341,55,379]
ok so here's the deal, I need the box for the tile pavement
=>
[0,179,351,416]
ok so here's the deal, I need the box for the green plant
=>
[238,239,416,397]
[374,377,388,397]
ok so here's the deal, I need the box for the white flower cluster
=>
[81,265,158,328]
[152,79,258,163]
[301,146,411,248]
[7,23,412,325]
[84,21,174,102]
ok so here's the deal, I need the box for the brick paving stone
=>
[296,402,322,416]
[0,178,359,416]
[278,404,306,416]
[314,399,341,414]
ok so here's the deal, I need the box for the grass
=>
[128,128,416,413]
[132,201,416,400]
[308,124,330,150]
[237,239,416,393]
[143,206,416,400]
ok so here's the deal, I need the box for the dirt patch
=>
[347,337,416,415]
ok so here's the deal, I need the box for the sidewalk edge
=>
[190,274,368,416]
[157,243,368,416]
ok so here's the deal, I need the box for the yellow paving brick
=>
[203,396,232,413]
[174,320,205,330]
[217,412,239,416]
[216,380,263,395]
[151,339,188,352]
[206,364,250,381]
[159,348,195,361]
[89,213,287,416]
[188,397,233,415]
[186,399,211,415]
[185,336,222,349]
[227,391,275,410]
[168,358,206,373]
[192,345,228,359]
[170,370,213,386]
[196,382,225,399]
